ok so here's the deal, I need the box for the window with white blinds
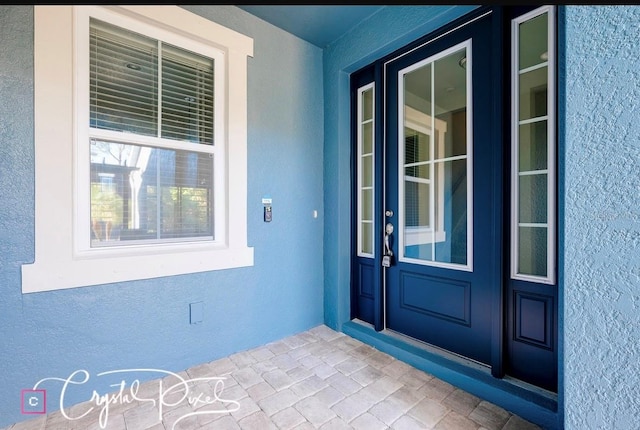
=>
[25,5,254,293]
[89,19,215,144]
[87,17,218,247]
[22,5,253,293]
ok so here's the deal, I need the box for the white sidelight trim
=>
[510,5,556,285]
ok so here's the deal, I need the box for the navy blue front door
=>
[350,6,558,392]
[383,12,497,365]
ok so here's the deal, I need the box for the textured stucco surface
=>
[0,5,324,428]
[2,4,640,429]
[564,6,640,430]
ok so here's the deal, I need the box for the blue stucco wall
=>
[563,6,640,430]
[0,5,324,428]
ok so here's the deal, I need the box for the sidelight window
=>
[357,84,376,257]
[511,6,556,284]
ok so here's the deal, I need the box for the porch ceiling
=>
[236,5,384,48]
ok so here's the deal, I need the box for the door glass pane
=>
[362,88,373,121]
[519,174,547,224]
[435,52,467,159]
[361,222,373,255]
[363,122,373,154]
[519,66,547,121]
[362,154,373,188]
[400,45,469,268]
[435,159,467,265]
[518,226,547,276]
[404,176,432,251]
[519,121,547,171]
[362,189,373,221]
[519,12,548,70]
[403,64,432,164]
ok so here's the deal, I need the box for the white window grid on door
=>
[397,39,473,272]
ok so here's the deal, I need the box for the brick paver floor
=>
[2,325,542,430]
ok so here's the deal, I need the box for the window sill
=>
[22,245,254,293]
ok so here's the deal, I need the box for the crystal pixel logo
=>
[21,389,46,415]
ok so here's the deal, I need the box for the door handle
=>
[385,223,394,256]
[382,222,394,267]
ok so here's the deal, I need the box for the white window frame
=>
[78,7,225,252]
[357,83,375,258]
[397,40,473,272]
[22,5,254,293]
[510,5,556,285]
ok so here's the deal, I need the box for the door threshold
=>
[382,326,491,372]
[502,375,558,402]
